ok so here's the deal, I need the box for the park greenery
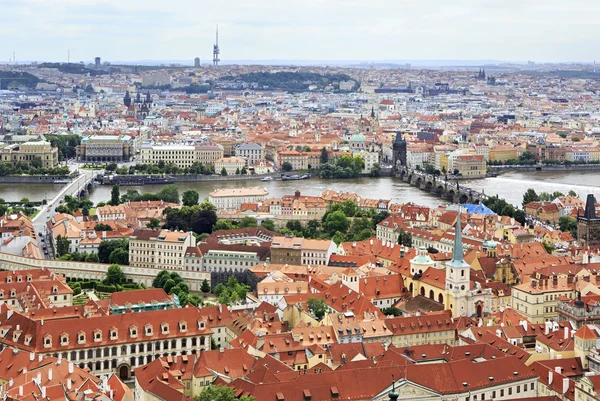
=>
[0,161,70,176]
[483,195,526,225]
[213,276,251,306]
[116,184,181,204]
[55,195,93,215]
[39,62,108,76]
[0,197,39,217]
[153,270,202,307]
[45,134,81,160]
[109,161,216,176]
[67,264,145,296]
[522,188,579,207]
[220,71,358,92]
[320,154,365,179]
[307,298,328,320]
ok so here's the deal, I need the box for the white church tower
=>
[445,208,471,317]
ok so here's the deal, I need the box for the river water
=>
[0,171,599,209]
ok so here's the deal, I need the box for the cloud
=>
[0,0,598,63]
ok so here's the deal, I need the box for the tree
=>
[323,211,350,235]
[500,204,515,218]
[85,253,99,262]
[213,219,235,231]
[110,184,120,206]
[320,147,328,164]
[239,216,258,228]
[542,241,555,254]
[56,235,70,257]
[94,223,113,231]
[381,307,402,316]
[568,190,578,197]
[513,209,526,225]
[196,385,256,401]
[307,298,328,320]
[191,210,218,235]
[153,270,171,289]
[201,279,211,296]
[397,229,412,247]
[261,219,275,231]
[241,166,247,175]
[147,218,162,230]
[182,189,199,207]
[235,167,241,175]
[559,216,578,235]
[332,231,345,246]
[522,188,540,207]
[105,264,126,285]
[98,239,129,264]
[286,220,303,232]
[108,248,129,265]
[282,162,293,172]
[157,185,180,204]
[370,163,382,177]
[220,167,228,176]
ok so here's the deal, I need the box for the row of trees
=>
[107,161,217,176]
[482,196,526,225]
[320,154,365,179]
[110,184,181,205]
[522,188,579,206]
[213,276,251,305]
[45,134,81,161]
[56,239,128,264]
[0,161,70,177]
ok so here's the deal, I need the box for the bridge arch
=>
[447,190,456,202]
[459,193,469,204]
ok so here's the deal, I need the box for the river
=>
[1,171,599,209]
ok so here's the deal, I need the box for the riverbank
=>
[0,175,70,183]
[492,164,600,173]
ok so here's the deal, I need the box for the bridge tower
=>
[391,131,407,176]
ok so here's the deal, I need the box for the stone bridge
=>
[396,168,486,204]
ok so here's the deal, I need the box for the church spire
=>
[448,207,470,268]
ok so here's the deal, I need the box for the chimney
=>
[19,386,23,396]
[30,352,35,361]
[564,326,569,339]
[545,323,549,335]
[38,354,42,362]
[8,378,13,388]
[68,362,74,374]
[555,366,562,373]
[548,370,553,385]
[41,386,46,398]
[57,353,62,365]
[48,367,52,381]
[67,378,72,390]
[563,377,569,394]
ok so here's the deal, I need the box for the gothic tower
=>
[578,194,600,245]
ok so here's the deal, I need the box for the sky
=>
[1,0,599,64]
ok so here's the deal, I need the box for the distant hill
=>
[0,71,42,89]
[219,71,358,92]
[39,62,108,76]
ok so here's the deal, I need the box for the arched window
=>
[429,290,434,300]
[420,287,425,296]
[438,294,444,304]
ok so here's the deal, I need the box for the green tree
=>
[332,231,345,246]
[522,188,540,207]
[182,189,200,207]
[147,218,162,230]
[542,241,555,254]
[196,385,255,401]
[213,220,235,231]
[105,264,126,285]
[282,162,293,172]
[397,229,412,247]
[370,163,382,177]
[241,166,248,175]
[221,167,228,176]
[201,279,211,296]
[513,209,526,225]
[381,307,402,316]
[500,204,516,218]
[157,185,180,204]
[56,235,70,257]
[98,239,129,264]
[260,219,275,231]
[559,216,578,235]
[85,253,99,262]
[307,298,328,320]
[94,223,113,231]
[568,190,578,197]
[323,210,350,235]
[110,184,120,206]
[108,248,129,265]
[320,147,328,164]
[199,199,217,212]
[239,216,258,228]
[153,270,171,289]
[235,167,241,175]
[286,220,303,232]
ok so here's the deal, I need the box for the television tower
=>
[212,25,220,67]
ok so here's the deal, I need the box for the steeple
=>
[371,105,375,118]
[448,207,470,269]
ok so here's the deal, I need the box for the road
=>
[31,164,98,258]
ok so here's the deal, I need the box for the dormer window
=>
[24,335,32,346]
[130,326,138,338]
[16,276,22,283]
[179,321,187,332]
[9,290,15,297]
[161,323,169,335]
[26,275,32,282]
[145,324,153,336]
[78,331,86,344]
[52,286,58,294]
[93,329,102,343]
[0,291,4,298]
[6,277,11,283]
[198,320,206,330]
[110,328,118,340]
[43,335,52,348]
[12,331,21,342]
[60,333,69,346]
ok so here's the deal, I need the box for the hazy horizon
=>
[2,0,599,64]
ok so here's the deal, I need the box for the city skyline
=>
[1,0,599,64]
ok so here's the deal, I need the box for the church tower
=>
[578,194,600,245]
[445,208,471,316]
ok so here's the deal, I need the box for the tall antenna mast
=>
[213,25,220,67]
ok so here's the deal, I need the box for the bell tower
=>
[446,208,471,316]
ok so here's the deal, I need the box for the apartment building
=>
[512,274,575,324]
[270,236,303,265]
[301,239,336,266]
[0,141,59,168]
[214,157,246,175]
[0,269,73,310]
[208,187,269,211]
[0,306,212,381]
[235,143,264,166]
[129,229,196,270]
[140,142,224,168]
